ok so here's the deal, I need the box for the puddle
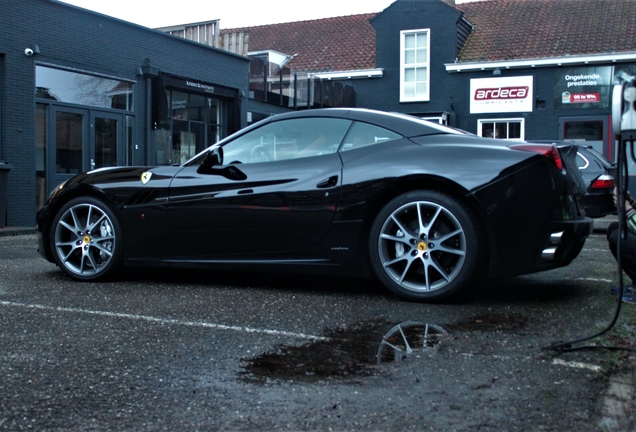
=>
[239,314,527,384]
[239,318,448,384]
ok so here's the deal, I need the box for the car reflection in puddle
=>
[239,319,448,384]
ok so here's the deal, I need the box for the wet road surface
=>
[0,231,634,431]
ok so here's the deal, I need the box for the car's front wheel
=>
[369,191,482,302]
[50,197,122,281]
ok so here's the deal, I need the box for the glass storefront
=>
[155,90,224,165]
[35,66,134,207]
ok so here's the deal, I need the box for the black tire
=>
[49,196,123,281]
[369,190,482,302]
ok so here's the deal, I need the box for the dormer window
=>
[249,50,295,76]
[400,29,430,102]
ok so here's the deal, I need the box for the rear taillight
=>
[509,144,563,170]
[591,174,615,189]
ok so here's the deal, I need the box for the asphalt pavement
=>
[0,223,635,431]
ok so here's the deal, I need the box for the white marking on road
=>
[552,358,603,372]
[0,300,329,341]
[572,277,613,283]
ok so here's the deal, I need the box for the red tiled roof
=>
[457,0,636,63]
[221,13,377,73]
[220,0,636,72]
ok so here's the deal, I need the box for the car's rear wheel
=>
[50,197,122,281]
[369,191,481,301]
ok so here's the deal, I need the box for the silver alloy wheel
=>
[377,200,466,293]
[54,202,116,277]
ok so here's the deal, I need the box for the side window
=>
[222,117,352,164]
[477,118,524,140]
[340,122,402,152]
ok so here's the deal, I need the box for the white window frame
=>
[477,118,525,140]
[400,29,431,103]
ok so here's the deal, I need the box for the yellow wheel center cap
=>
[83,235,91,244]
[417,242,427,251]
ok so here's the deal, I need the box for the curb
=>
[0,227,37,237]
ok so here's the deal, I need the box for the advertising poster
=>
[614,64,636,84]
[553,66,612,109]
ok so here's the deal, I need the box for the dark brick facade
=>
[0,0,249,227]
[358,0,462,117]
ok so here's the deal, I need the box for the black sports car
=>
[36,108,592,302]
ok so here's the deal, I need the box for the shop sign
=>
[554,66,612,109]
[470,76,533,114]
[562,92,600,104]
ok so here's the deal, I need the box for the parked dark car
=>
[576,145,617,218]
[531,140,617,218]
[36,108,592,302]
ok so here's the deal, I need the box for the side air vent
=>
[127,190,157,206]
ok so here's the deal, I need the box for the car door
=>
[166,116,352,258]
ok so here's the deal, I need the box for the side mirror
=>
[204,147,224,167]
[197,146,246,180]
[197,147,223,174]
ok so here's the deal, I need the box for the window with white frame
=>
[400,29,430,102]
[478,119,525,140]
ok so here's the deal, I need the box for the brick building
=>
[0,0,249,227]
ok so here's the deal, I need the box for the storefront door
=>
[48,107,124,193]
[558,115,611,159]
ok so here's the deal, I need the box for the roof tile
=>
[222,14,377,73]
[220,0,636,71]
[457,0,636,62]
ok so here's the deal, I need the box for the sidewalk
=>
[0,226,36,237]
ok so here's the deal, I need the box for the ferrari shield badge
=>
[141,171,152,184]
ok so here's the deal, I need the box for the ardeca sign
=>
[470,76,533,114]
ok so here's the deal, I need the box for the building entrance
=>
[37,106,124,208]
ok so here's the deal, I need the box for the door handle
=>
[316,175,338,189]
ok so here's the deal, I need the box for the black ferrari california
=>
[36,108,592,301]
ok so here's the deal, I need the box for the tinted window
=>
[222,117,352,164]
[340,121,402,152]
[36,66,133,111]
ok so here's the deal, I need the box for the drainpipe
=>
[145,77,152,166]
[140,65,160,166]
